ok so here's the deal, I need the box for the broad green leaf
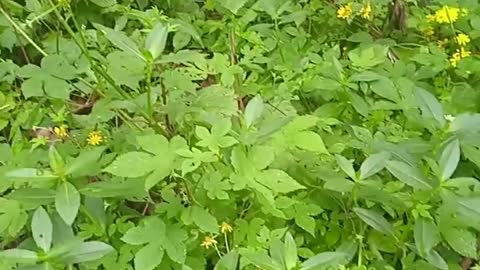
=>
[359,152,390,180]
[134,243,164,270]
[415,87,445,128]
[48,146,64,175]
[192,206,218,233]
[284,232,297,270]
[240,249,282,270]
[456,197,480,219]
[245,96,264,128]
[137,134,169,156]
[424,250,448,270]
[293,131,328,154]
[257,169,305,194]
[300,251,347,270]
[6,188,55,209]
[215,249,239,270]
[121,217,166,245]
[386,160,432,190]
[220,0,249,14]
[5,168,58,183]
[163,224,187,263]
[31,207,52,252]
[55,182,80,225]
[414,218,439,256]
[0,249,38,262]
[94,24,144,60]
[353,207,393,235]
[60,241,114,264]
[146,23,168,60]
[335,155,357,180]
[269,238,286,269]
[441,227,477,258]
[103,152,154,178]
[437,139,460,180]
[295,215,315,236]
[65,147,105,176]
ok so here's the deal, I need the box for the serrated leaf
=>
[103,152,154,178]
[414,218,439,256]
[386,160,432,190]
[31,207,52,252]
[192,206,218,233]
[438,139,460,180]
[293,131,328,154]
[359,152,390,180]
[353,207,393,235]
[55,182,80,225]
[134,243,164,270]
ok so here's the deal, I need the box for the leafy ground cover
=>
[1,0,480,269]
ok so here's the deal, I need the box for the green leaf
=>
[60,241,114,264]
[414,218,439,256]
[438,139,460,180]
[164,224,187,263]
[137,134,169,156]
[245,96,264,128]
[5,168,58,183]
[103,152,154,178]
[65,147,105,176]
[219,0,249,14]
[359,152,390,180]
[240,249,283,270]
[48,146,64,175]
[134,243,164,270]
[6,188,55,209]
[31,207,52,252]
[94,24,144,61]
[353,207,393,235]
[284,232,297,270]
[215,249,239,270]
[441,227,477,258]
[257,169,305,194]
[335,155,357,180]
[295,215,315,236]
[192,206,218,233]
[145,23,168,59]
[424,250,448,270]
[300,251,347,270]
[386,160,432,190]
[121,217,166,245]
[0,249,38,262]
[293,131,328,154]
[456,197,480,219]
[55,182,80,225]
[415,87,445,128]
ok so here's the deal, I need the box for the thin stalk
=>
[0,5,47,56]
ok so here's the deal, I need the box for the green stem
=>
[0,5,48,56]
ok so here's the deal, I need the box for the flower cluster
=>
[426,6,467,24]
[337,2,372,21]
[450,47,472,67]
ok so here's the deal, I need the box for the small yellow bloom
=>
[220,222,233,234]
[434,6,460,24]
[200,235,217,249]
[87,131,103,145]
[337,3,353,20]
[455,33,470,46]
[53,126,68,139]
[450,47,472,67]
[359,3,372,20]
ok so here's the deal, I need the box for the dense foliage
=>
[1,0,480,269]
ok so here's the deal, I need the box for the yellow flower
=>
[455,33,470,46]
[87,131,103,145]
[337,3,353,20]
[200,235,217,249]
[220,222,233,234]
[359,3,372,20]
[450,47,472,67]
[434,6,460,24]
[53,126,68,139]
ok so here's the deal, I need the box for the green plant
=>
[1,0,480,269]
